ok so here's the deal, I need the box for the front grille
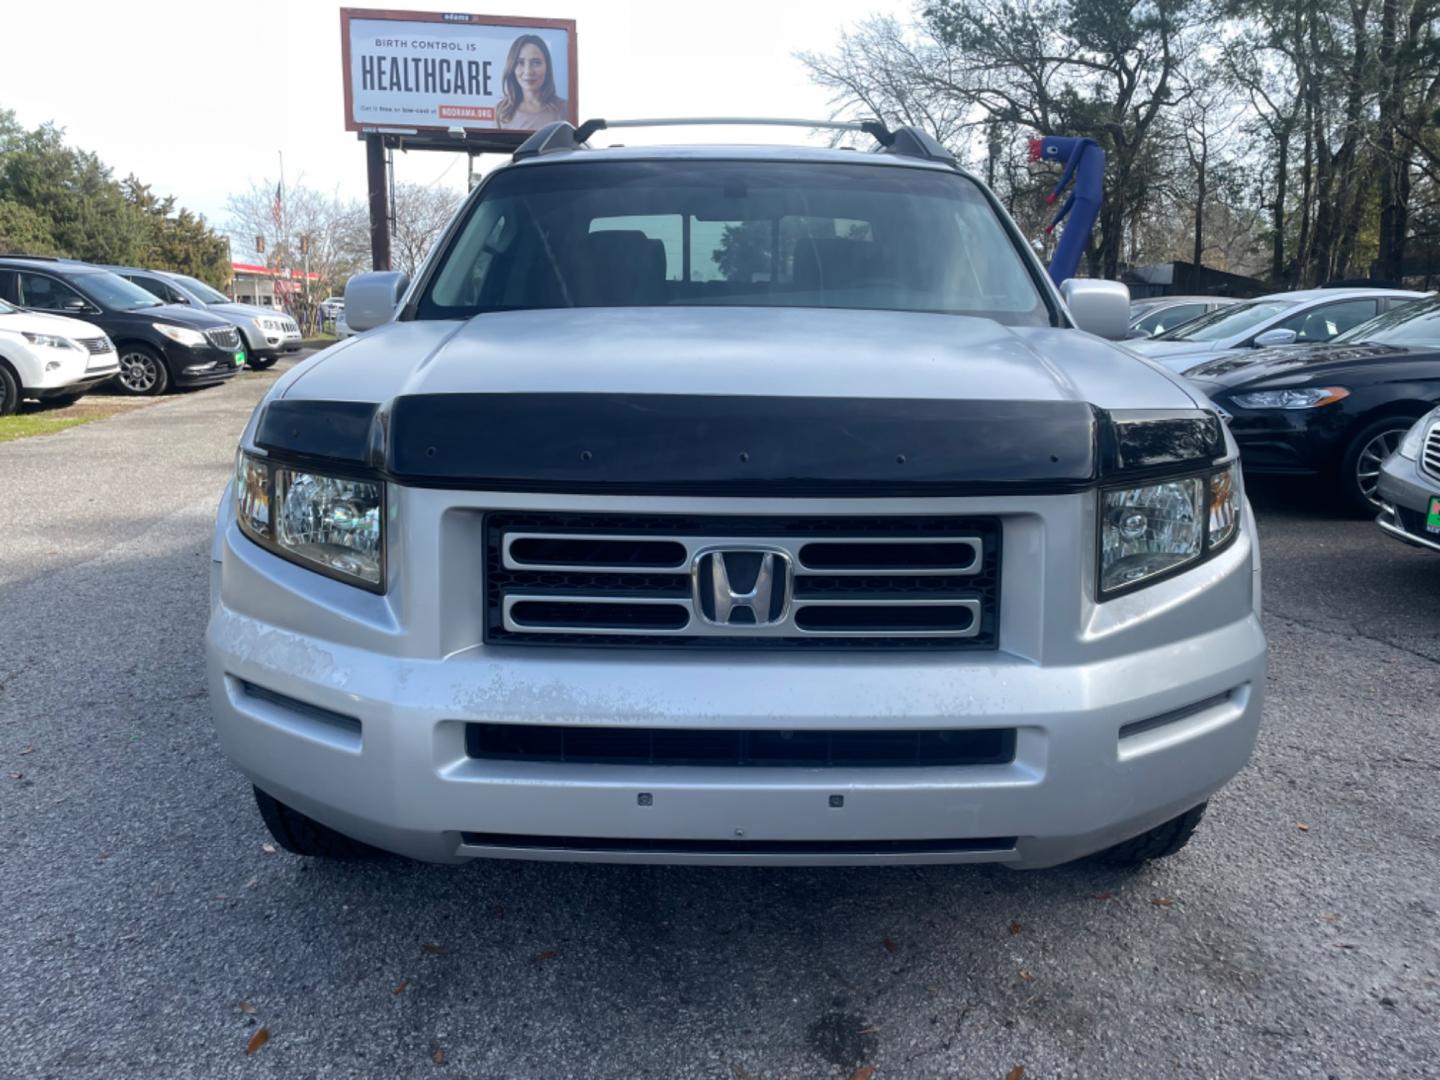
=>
[466,723,1016,767]
[458,833,1017,855]
[79,336,111,355]
[205,326,241,350]
[485,512,1000,650]
[1422,423,1440,482]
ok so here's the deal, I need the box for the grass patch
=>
[0,413,96,443]
[0,396,156,445]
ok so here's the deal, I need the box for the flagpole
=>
[278,150,286,308]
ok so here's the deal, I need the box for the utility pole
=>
[366,134,392,271]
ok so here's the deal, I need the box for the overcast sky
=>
[2,0,899,237]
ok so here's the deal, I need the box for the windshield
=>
[172,274,230,304]
[73,270,163,310]
[418,161,1052,325]
[1334,295,1440,346]
[1157,300,1297,342]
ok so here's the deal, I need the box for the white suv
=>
[0,296,119,414]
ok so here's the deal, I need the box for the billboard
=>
[340,9,577,135]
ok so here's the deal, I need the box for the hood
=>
[1181,341,1407,388]
[1123,337,1223,370]
[145,302,236,330]
[209,302,288,320]
[283,306,1202,411]
[0,308,108,339]
[255,307,1225,497]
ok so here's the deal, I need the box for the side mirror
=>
[1060,278,1130,340]
[1253,328,1297,348]
[344,271,409,333]
[62,298,88,312]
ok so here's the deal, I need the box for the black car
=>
[1186,295,1440,514]
[0,257,245,396]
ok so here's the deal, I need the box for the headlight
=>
[235,451,384,589]
[1099,463,1241,598]
[153,322,209,348]
[1229,386,1349,410]
[22,332,79,350]
[1397,407,1440,460]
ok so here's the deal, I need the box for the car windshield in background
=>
[419,161,1052,325]
[1334,295,1440,347]
[1156,300,1300,342]
[173,274,231,305]
[74,270,164,310]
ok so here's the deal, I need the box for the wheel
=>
[0,364,19,416]
[252,786,376,859]
[1337,416,1416,516]
[246,355,278,371]
[1095,802,1207,867]
[115,345,170,396]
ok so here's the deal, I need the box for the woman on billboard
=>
[495,34,568,131]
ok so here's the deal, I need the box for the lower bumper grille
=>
[466,723,1016,767]
[459,833,1017,855]
[485,512,1001,650]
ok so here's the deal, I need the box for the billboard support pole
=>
[366,133,391,272]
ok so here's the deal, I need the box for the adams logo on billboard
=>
[340,9,577,135]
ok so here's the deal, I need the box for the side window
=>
[128,275,183,304]
[0,270,18,304]
[1140,303,1204,336]
[1274,299,1378,343]
[19,272,86,312]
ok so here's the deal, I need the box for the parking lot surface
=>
[1,357,1437,1078]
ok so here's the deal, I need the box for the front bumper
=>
[1376,452,1440,553]
[206,487,1266,868]
[20,345,119,391]
[168,343,243,387]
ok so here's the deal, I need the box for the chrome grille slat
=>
[205,326,242,350]
[485,513,1000,650]
[1422,424,1440,482]
[79,336,111,355]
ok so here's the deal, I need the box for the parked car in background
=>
[104,266,302,370]
[320,296,345,320]
[334,309,354,340]
[1127,295,1240,339]
[0,295,119,414]
[1376,405,1440,552]
[1127,287,1426,372]
[0,257,245,396]
[1185,294,1440,513]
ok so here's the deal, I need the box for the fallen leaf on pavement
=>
[9,773,23,780]
[244,877,258,889]
[1093,891,1113,901]
[432,1047,446,1065]
[1019,970,1037,983]
[421,943,449,956]
[260,843,276,854]
[393,980,409,995]
[238,1001,257,1015]
[536,949,560,961]
[882,937,898,954]
[1008,921,1022,935]
[245,1028,269,1056]
[1296,822,1310,832]
[849,1067,875,1080]
[1151,897,1174,908]
[19,745,33,755]
[1005,1067,1025,1080]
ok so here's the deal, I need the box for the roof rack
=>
[512,117,956,166]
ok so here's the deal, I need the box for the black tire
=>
[246,355,278,371]
[0,363,19,416]
[1095,802,1207,867]
[114,344,171,397]
[1336,415,1418,517]
[252,786,377,859]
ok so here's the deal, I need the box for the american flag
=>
[271,181,283,228]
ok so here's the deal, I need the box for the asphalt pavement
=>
[1,359,1437,1079]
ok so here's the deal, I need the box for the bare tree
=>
[390,183,464,279]
[225,181,369,301]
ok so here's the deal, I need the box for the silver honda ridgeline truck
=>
[206,122,1265,869]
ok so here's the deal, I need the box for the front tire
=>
[0,364,19,416]
[1337,416,1415,517]
[252,786,376,859]
[1095,802,1208,867]
[115,345,170,397]
[246,355,278,371]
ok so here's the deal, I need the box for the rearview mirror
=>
[344,271,410,333]
[1253,328,1297,348]
[1060,278,1130,340]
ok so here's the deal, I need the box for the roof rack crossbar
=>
[512,117,954,166]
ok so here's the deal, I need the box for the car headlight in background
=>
[1229,386,1349,410]
[153,322,209,348]
[1397,406,1440,460]
[1099,462,1241,597]
[235,451,384,589]
[22,332,79,350]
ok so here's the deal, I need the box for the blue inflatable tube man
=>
[1028,136,1104,285]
